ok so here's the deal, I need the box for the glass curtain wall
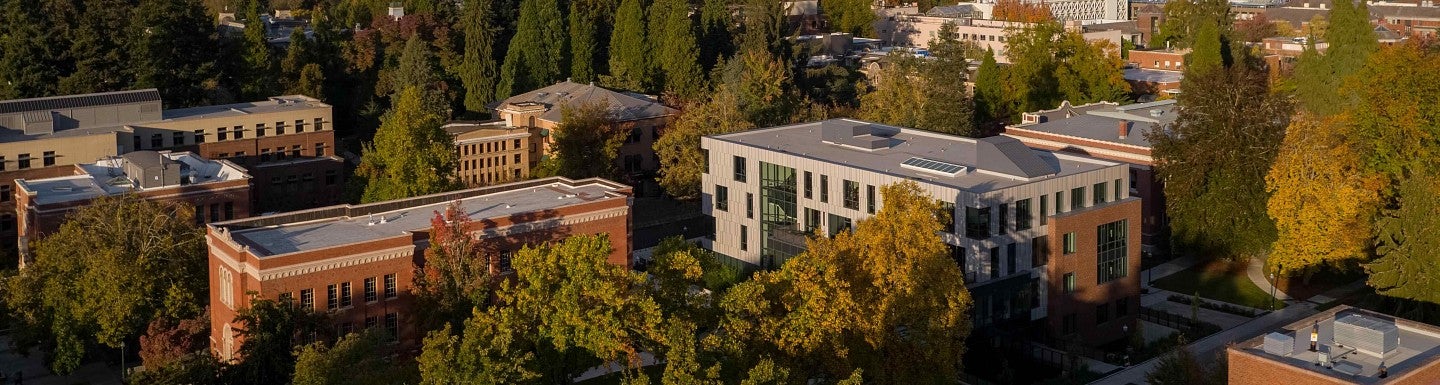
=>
[759,162,800,267]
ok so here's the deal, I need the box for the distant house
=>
[1005,99,1177,256]
[491,81,678,187]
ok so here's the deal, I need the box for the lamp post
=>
[1269,273,1277,310]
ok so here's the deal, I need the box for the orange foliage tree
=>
[993,0,1052,22]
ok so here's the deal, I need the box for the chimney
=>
[1118,120,1130,139]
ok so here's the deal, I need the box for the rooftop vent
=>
[819,120,901,150]
[1334,314,1399,358]
[1149,109,1164,118]
[1263,331,1295,356]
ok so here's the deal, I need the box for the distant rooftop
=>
[494,81,677,123]
[708,119,1118,193]
[0,89,160,115]
[1008,99,1178,148]
[1124,68,1185,84]
[212,177,630,257]
[16,151,250,206]
[1232,305,1440,384]
[161,95,329,121]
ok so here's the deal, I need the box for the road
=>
[1089,301,1319,384]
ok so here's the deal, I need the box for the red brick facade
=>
[1045,198,1142,343]
[207,178,633,360]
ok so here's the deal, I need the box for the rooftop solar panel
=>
[902,157,965,175]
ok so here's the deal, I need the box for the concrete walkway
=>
[1141,256,1200,290]
[1247,257,1293,301]
[1087,301,1320,385]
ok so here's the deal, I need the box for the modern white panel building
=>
[700,119,1143,342]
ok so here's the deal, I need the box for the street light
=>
[1269,273,1277,310]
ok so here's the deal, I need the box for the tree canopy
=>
[5,194,206,373]
[354,86,460,203]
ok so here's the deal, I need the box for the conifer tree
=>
[1290,0,1377,115]
[698,0,734,71]
[569,0,616,83]
[973,48,1004,126]
[649,0,705,99]
[60,0,133,95]
[606,0,651,92]
[496,0,568,98]
[240,0,279,100]
[128,0,220,107]
[0,5,63,99]
[460,0,499,111]
[919,22,977,137]
[393,35,450,116]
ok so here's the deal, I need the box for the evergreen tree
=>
[282,28,314,93]
[973,48,1004,126]
[606,0,651,92]
[823,0,876,37]
[1149,0,1230,49]
[496,0,568,98]
[59,0,133,95]
[1290,0,1377,115]
[0,4,64,99]
[569,0,616,83]
[460,0,500,111]
[240,0,279,100]
[919,22,977,136]
[1185,21,1227,76]
[698,0,734,71]
[129,0,221,107]
[393,35,451,116]
[293,63,325,99]
[649,0,706,100]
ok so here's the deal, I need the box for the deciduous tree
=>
[4,195,206,373]
[414,202,494,331]
[1148,62,1290,259]
[823,0,876,37]
[1149,0,1230,49]
[354,86,460,203]
[655,85,756,199]
[226,297,329,384]
[859,53,926,128]
[1265,113,1383,275]
[292,329,417,385]
[551,102,627,179]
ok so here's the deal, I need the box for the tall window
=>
[340,282,352,307]
[1016,199,1032,230]
[1040,195,1048,225]
[1093,182,1107,205]
[224,202,234,220]
[276,121,286,135]
[989,247,1000,278]
[866,185,876,214]
[316,143,326,157]
[842,180,859,210]
[1055,192,1064,214]
[805,208,821,232]
[234,125,245,139]
[1071,187,1084,211]
[364,277,377,303]
[1114,179,1123,201]
[740,225,748,251]
[1063,232,1077,254]
[218,267,234,309]
[42,151,55,167]
[937,202,955,234]
[194,130,205,144]
[701,149,709,174]
[218,127,228,141]
[18,153,29,169]
[1032,235,1049,266]
[1006,243,1017,275]
[385,313,399,340]
[384,274,397,299]
[803,171,813,199]
[998,203,1008,234]
[296,119,306,132]
[950,244,965,271]
[715,185,729,211]
[746,193,754,219]
[1097,220,1128,284]
[327,284,338,310]
[151,133,162,148]
[1097,303,1110,324]
[965,206,991,239]
[315,118,325,131]
[300,289,314,309]
[827,214,852,237]
[1063,272,1076,293]
[733,156,746,182]
[820,175,829,202]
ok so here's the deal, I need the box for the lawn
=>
[1150,260,1284,310]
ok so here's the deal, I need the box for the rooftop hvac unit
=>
[1264,332,1295,356]
[1335,314,1399,357]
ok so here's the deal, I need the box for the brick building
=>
[445,121,542,187]
[1005,99,1175,257]
[492,81,677,186]
[702,119,1141,344]
[0,90,345,262]
[1229,305,1440,385]
[206,177,633,360]
[14,151,251,263]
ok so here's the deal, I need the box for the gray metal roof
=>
[1007,99,1179,148]
[0,89,161,115]
[120,151,169,169]
[497,81,678,123]
[709,119,1118,194]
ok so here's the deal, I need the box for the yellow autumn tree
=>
[711,181,973,383]
[1265,112,1384,275]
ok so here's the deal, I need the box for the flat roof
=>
[161,95,329,121]
[16,151,250,206]
[215,178,628,257]
[1233,306,1440,384]
[708,119,1118,194]
[1124,68,1185,84]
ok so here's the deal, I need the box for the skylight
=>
[902,157,965,176]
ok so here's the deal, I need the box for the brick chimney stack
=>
[1118,120,1129,139]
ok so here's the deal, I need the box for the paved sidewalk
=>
[1247,257,1292,301]
[1087,301,1319,385]
[1141,256,1200,289]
